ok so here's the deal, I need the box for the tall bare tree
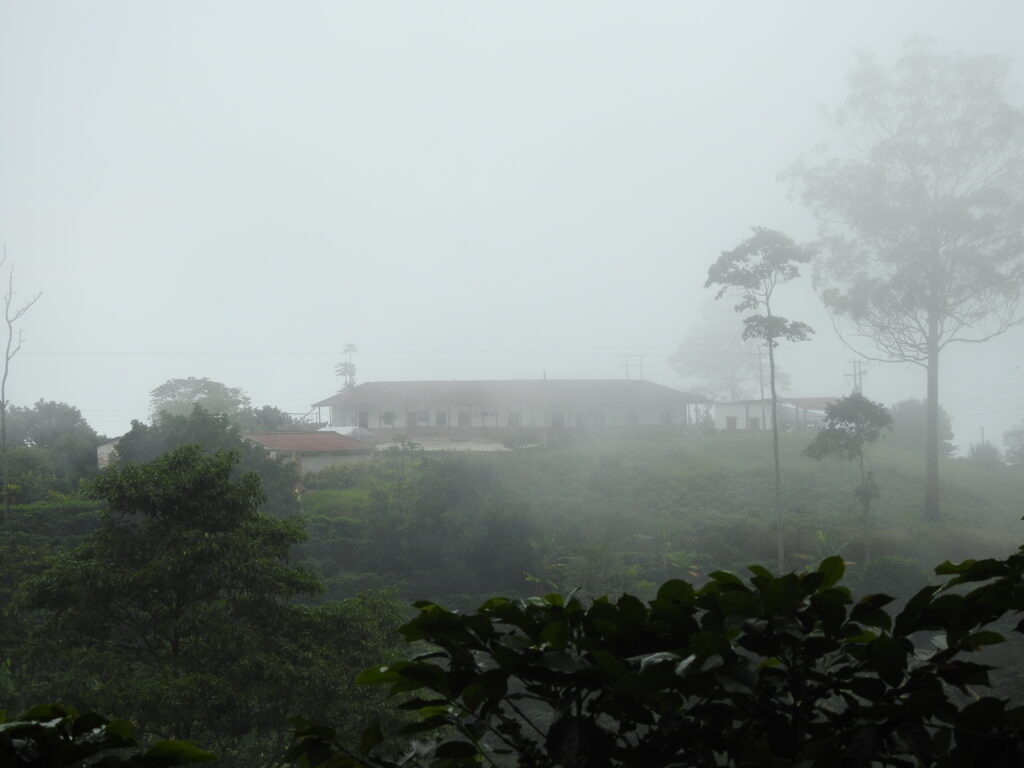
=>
[706,227,814,573]
[1,250,42,533]
[788,42,1024,522]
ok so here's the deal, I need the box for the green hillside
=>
[298,432,1024,606]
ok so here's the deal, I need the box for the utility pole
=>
[846,359,867,394]
[620,353,648,380]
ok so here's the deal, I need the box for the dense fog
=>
[2,2,1023,451]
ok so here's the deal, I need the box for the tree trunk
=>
[1,327,10,536]
[859,452,871,564]
[1,395,7,537]
[925,314,940,522]
[767,337,783,574]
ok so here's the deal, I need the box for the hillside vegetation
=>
[297,431,1024,607]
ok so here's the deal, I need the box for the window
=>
[458,410,471,426]
[749,417,761,431]
[660,410,672,426]
[508,411,521,427]
[436,410,448,426]
[726,416,738,430]
[416,410,429,424]
[552,410,565,428]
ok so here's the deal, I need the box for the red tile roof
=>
[243,432,373,453]
[313,380,705,409]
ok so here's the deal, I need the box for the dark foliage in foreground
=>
[0,704,214,766]
[7,446,402,768]
[289,545,1024,767]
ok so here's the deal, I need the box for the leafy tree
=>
[964,440,1004,471]
[789,42,1024,522]
[1005,422,1024,468]
[232,404,308,433]
[114,407,300,516]
[887,398,956,458]
[288,547,1024,768]
[670,301,790,403]
[3,446,58,504]
[5,399,102,490]
[149,378,318,434]
[14,446,401,767]
[803,393,892,562]
[706,226,814,573]
[149,377,250,419]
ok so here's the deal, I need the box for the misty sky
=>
[2,1,1023,450]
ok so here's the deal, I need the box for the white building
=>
[313,380,705,439]
[713,398,834,431]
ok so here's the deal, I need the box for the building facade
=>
[313,380,705,440]
[714,397,834,431]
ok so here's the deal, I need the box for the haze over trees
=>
[804,393,892,563]
[789,41,1024,522]
[964,439,1003,470]
[150,377,250,419]
[115,408,301,516]
[150,377,311,433]
[1005,421,1024,468]
[8,21,1024,766]
[669,301,790,403]
[706,227,814,573]
[5,386,1024,764]
[4,400,102,497]
[887,398,956,458]
[14,445,402,767]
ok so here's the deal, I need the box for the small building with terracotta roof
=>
[312,380,705,440]
[243,431,374,473]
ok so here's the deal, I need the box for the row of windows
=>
[355,409,679,427]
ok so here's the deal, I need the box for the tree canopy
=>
[804,393,892,464]
[149,377,250,419]
[5,399,102,490]
[114,407,301,516]
[13,445,402,767]
[670,301,791,403]
[1005,422,1024,468]
[886,399,956,459]
[789,42,1024,521]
